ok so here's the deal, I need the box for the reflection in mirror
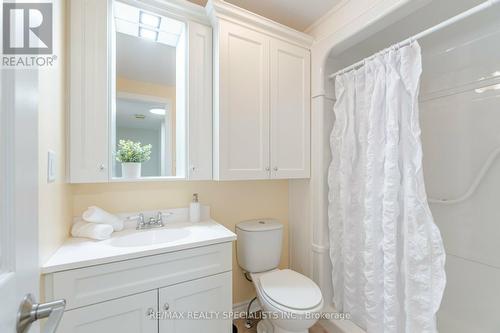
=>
[113,1,186,179]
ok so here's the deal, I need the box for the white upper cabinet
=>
[68,0,212,183]
[270,39,311,179]
[69,0,111,183]
[209,0,313,180]
[188,21,213,180]
[214,21,271,180]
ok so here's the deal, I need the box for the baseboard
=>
[233,298,262,313]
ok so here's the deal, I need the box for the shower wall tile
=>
[438,255,500,333]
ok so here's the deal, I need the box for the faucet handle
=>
[128,213,146,229]
[137,213,146,229]
[155,212,163,225]
[156,211,173,225]
[156,211,163,219]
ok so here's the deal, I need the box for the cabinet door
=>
[58,290,157,333]
[69,0,110,183]
[216,21,270,180]
[270,39,311,179]
[188,21,213,180]
[159,272,232,333]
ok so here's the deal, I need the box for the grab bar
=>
[428,146,500,205]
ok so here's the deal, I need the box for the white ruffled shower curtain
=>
[328,42,446,333]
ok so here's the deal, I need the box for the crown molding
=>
[304,0,350,34]
[205,0,314,48]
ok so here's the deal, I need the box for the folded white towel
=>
[71,221,114,241]
[82,206,124,231]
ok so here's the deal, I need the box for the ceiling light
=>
[149,108,166,115]
[139,11,161,28]
[475,83,500,94]
[139,27,158,41]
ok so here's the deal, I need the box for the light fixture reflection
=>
[149,108,166,115]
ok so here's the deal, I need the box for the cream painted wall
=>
[72,180,289,304]
[38,0,72,267]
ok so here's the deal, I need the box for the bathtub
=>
[318,305,366,333]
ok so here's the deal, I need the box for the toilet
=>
[236,219,323,333]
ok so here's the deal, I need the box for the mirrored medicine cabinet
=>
[68,0,212,183]
[112,1,186,179]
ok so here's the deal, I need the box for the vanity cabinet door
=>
[158,272,232,333]
[214,20,271,180]
[69,0,110,183]
[58,290,158,333]
[270,39,311,179]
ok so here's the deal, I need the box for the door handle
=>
[17,294,66,333]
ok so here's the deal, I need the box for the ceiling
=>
[188,0,341,31]
[116,32,176,86]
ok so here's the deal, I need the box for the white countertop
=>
[41,220,236,274]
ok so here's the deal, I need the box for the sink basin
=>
[110,228,191,247]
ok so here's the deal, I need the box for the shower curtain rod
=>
[328,0,500,79]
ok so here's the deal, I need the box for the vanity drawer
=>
[45,242,232,310]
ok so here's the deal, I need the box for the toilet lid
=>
[259,269,322,310]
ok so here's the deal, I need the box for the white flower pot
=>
[121,162,141,178]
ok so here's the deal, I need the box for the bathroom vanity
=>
[42,214,236,333]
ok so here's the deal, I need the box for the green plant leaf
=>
[116,139,153,163]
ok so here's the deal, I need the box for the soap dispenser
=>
[189,193,201,223]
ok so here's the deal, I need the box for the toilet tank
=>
[236,219,283,273]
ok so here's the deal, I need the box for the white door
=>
[270,39,311,179]
[58,290,158,333]
[0,70,43,331]
[159,272,232,333]
[217,21,270,180]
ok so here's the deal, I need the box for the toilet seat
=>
[258,269,322,311]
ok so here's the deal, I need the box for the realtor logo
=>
[3,3,53,54]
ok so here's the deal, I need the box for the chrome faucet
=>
[132,212,172,230]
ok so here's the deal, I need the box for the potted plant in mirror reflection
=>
[116,140,152,179]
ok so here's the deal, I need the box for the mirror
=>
[112,1,186,179]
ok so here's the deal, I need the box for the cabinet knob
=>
[265,167,270,171]
[146,308,155,316]
[163,303,170,311]
[99,164,105,171]
[273,167,278,171]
